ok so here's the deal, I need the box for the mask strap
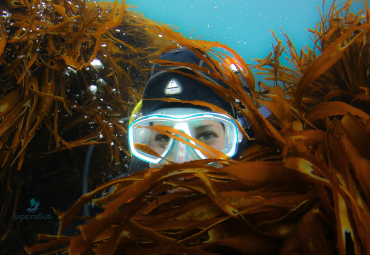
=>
[226,59,272,130]
[237,105,272,130]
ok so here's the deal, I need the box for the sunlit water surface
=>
[127,0,363,85]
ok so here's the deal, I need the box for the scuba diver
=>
[126,46,271,174]
[54,47,271,244]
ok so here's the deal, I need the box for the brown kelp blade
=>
[14,1,370,255]
[295,24,370,113]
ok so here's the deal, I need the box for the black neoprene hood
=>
[141,47,236,118]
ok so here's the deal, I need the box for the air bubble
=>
[96,78,106,87]
[89,85,97,95]
[91,59,104,69]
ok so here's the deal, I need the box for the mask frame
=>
[128,108,241,164]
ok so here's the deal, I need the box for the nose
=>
[166,141,190,163]
[177,141,186,163]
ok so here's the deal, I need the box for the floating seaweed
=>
[1,0,370,254]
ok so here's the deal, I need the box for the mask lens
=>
[149,120,173,155]
[188,119,225,149]
[131,120,174,161]
[188,118,236,156]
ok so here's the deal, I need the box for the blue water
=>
[127,0,363,86]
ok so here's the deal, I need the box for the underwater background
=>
[1,0,370,254]
[129,0,363,84]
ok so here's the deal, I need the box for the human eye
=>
[197,131,218,143]
[155,134,170,142]
[154,134,170,148]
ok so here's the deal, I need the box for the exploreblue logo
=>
[13,198,53,220]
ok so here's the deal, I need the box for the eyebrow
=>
[195,123,225,131]
[194,125,213,131]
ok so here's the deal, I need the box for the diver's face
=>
[149,120,225,168]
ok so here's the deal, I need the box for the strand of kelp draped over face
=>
[0,0,173,248]
[24,1,370,255]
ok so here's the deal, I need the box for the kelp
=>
[0,0,173,253]
[2,0,370,254]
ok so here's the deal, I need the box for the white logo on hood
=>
[164,79,183,96]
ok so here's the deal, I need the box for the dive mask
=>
[128,108,242,164]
